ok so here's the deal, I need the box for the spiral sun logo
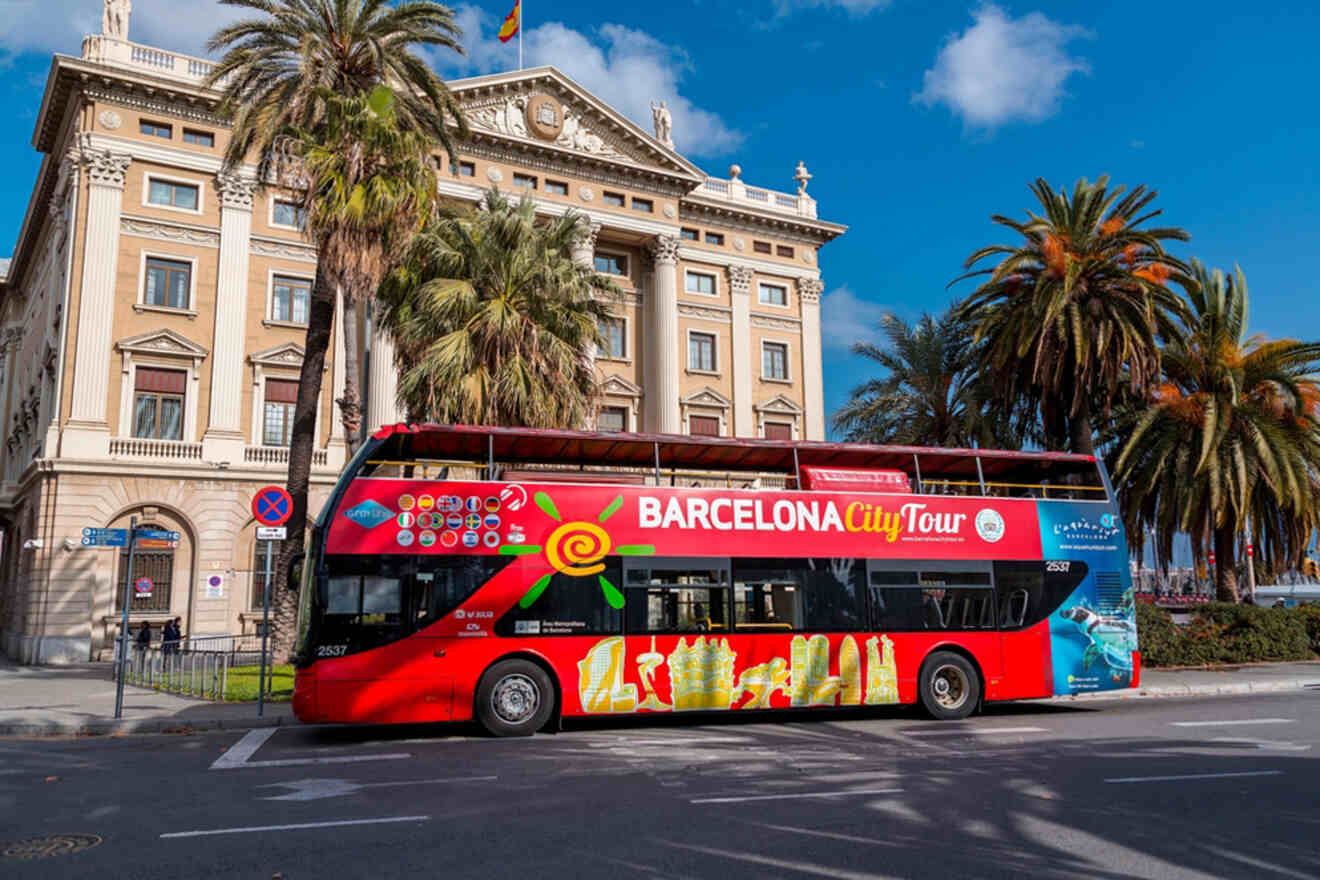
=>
[499,491,653,610]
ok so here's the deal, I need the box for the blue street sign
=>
[81,528,128,548]
[136,528,181,541]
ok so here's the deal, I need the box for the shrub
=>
[1294,604,1320,655]
[1135,601,1185,667]
[1135,600,1317,667]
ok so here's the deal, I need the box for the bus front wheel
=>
[476,659,555,737]
[918,652,980,721]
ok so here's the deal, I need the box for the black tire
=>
[475,659,555,737]
[918,651,980,720]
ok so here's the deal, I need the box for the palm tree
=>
[1113,261,1320,601]
[954,176,1193,455]
[832,308,1024,448]
[376,189,617,426]
[206,0,466,653]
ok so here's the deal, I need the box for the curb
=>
[1050,678,1320,703]
[0,711,296,738]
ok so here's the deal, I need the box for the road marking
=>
[1169,718,1295,727]
[1104,770,1283,784]
[690,788,902,804]
[160,815,430,838]
[210,728,410,770]
[1208,737,1310,752]
[902,726,1047,737]
[258,776,497,801]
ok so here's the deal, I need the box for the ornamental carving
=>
[726,265,754,296]
[751,314,801,331]
[74,137,132,188]
[467,95,632,162]
[662,204,677,219]
[215,173,256,210]
[486,167,504,184]
[579,186,595,202]
[249,237,317,262]
[525,95,565,141]
[733,237,746,251]
[97,110,123,131]
[678,304,732,324]
[647,235,680,266]
[121,217,220,248]
[798,278,824,304]
[578,220,601,251]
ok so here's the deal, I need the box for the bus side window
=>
[414,557,515,630]
[993,562,1088,629]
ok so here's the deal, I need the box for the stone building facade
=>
[0,18,844,663]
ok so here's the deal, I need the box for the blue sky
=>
[1,0,1318,439]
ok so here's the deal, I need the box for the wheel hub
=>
[931,664,967,710]
[491,673,540,724]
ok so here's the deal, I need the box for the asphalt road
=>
[4,690,1320,879]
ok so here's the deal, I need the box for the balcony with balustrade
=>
[81,35,218,87]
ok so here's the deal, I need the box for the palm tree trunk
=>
[272,269,336,659]
[1069,397,1095,456]
[1213,523,1240,603]
[337,290,363,452]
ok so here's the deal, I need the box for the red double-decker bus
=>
[292,425,1139,735]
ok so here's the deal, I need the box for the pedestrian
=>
[134,620,151,668]
[162,617,181,656]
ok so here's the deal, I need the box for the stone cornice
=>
[679,196,846,246]
[678,246,820,282]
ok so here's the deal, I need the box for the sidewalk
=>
[0,655,294,737]
[2,656,1318,737]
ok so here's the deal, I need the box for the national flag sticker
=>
[465,496,482,512]
[418,495,435,511]
[466,514,482,530]
[484,513,501,529]
[440,530,458,548]
[415,513,433,529]
[444,496,463,512]
[397,494,416,512]
[397,512,415,529]
[397,530,415,547]
[483,531,500,548]
[462,530,480,548]
[446,514,463,530]
[484,496,500,513]
[419,530,437,548]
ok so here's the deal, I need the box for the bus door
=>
[622,558,733,713]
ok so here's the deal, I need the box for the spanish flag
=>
[498,0,520,43]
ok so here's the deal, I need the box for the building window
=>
[140,120,172,139]
[272,200,305,230]
[759,283,788,306]
[632,198,653,213]
[762,341,789,380]
[182,129,214,147]
[681,227,699,241]
[594,252,628,277]
[597,406,628,433]
[705,232,725,246]
[776,245,795,259]
[603,191,625,207]
[753,241,772,255]
[513,173,537,190]
[546,179,568,195]
[685,272,715,295]
[272,276,311,324]
[764,421,793,441]
[263,378,299,446]
[115,523,174,612]
[132,368,186,441]
[251,538,276,610]
[688,332,717,372]
[601,316,626,359]
[689,415,720,437]
[457,161,476,177]
[143,258,191,309]
[147,178,199,211]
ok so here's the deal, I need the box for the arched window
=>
[251,539,276,610]
[115,523,174,612]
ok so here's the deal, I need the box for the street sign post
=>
[81,528,128,548]
[113,516,140,720]
[252,486,292,718]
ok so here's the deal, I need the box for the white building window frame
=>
[681,388,732,437]
[684,269,719,298]
[599,375,643,430]
[596,404,630,433]
[141,172,205,217]
[760,338,793,383]
[248,345,323,447]
[754,394,803,440]
[757,281,790,309]
[264,268,315,329]
[116,354,203,444]
[135,250,199,317]
[258,372,301,447]
[599,313,630,363]
[686,329,720,375]
[268,197,306,232]
[593,249,630,279]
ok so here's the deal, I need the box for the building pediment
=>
[755,393,803,415]
[682,387,733,409]
[116,328,208,360]
[601,374,642,398]
[450,67,703,183]
[248,343,306,369]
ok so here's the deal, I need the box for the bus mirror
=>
[287,553,306,592]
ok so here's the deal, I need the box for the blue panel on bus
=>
[342,499,394,529]
[1038,503,1138,696]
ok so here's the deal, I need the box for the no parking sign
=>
[134,577,153,599]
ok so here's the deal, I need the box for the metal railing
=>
[112,645,230,701]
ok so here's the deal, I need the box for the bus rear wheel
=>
[476,659,555,737]
[918,652,980,721]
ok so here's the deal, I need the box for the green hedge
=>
[1136,601,1316,667]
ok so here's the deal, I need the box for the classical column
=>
[366,321,405,432]
[202,173,256,464]
[799,278,825,441]
[326,290,348,466]
[63,141,131,459]
[727,266,755,437]
[572,220,600,267]
[646,235,681,433]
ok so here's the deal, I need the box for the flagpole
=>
[518,0,523,70]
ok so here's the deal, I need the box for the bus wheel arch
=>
[474,652,562,737]
[917,646,983,721]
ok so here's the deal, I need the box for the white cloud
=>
[914,4,1089,129]
[820,286,889,350]
[772,0,894,16]
[0,0,244,60]
[443,6,741,158]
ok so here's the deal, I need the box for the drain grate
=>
[1,833,103,860]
